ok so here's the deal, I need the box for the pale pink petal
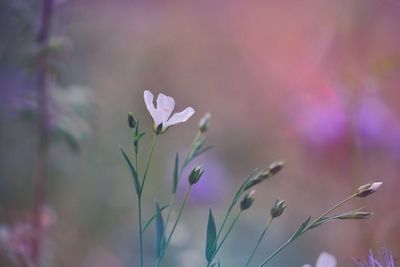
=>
[302,265,312,267]
[163,107,195,129]
[315,252,336,267]
[144,90,162,126]
[156,93,175,123]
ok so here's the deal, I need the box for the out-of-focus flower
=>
[354,94,400,160]
[356,246,398,267]
[144,90,195,133]
[302,252,336,267]
[293,97,348,146]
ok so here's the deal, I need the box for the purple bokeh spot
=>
[167,153,231,205]
[294,102,348,146]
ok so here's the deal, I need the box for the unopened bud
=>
[338,211,373,220]
[198,113,211,133]
[356,182,382,198]
[128,113,136,129]
[240,190,255,210]
[261,161,285,178]
[270,199,287,218]
[188,166,204,185]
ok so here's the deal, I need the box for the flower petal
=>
[315,252,336,267]
[144,90,163,126]
[302,265,312,267]
[163,107,195,129]
[156,93,175,123]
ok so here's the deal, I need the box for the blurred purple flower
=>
[356,246,399,267]
[172,154,230,205]
[293,100,348,146]
[354,95,400,159]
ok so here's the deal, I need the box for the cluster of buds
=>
[240,190,256,210]
[243,161,285,191]
[270,199,287,218]
[188,166,205,185]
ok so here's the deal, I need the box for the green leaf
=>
[120,147,140,195]
[290,216,311,242]
[142,205,169,233]
[172,153,180,193]
[155,201,166,258]
[206,208,217,262]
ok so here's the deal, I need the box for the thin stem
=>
[244,217,273,267]
[303,193,357,232]
[215,171,256,241]
[257,237,293,267]
[257,193,358,267]
[137,133,157,267]
[140,133,157,195]
[157,186,192,266]
[138,197,144,267]
[209,210,242,265]
[216,201,235,240]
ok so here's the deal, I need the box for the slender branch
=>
[157,186,192,266]
[244,217,273,267]
[137,197,144,267]
[257,193,358,267]
[139,134,157,195]
[137,133,158,267]
[207,210,242,266]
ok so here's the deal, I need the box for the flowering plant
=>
[120,90,383,267]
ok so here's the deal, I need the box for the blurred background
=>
[1,0,400,266]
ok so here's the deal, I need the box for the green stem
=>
[209,210,242,265]
[138,196,144,267]
[257,193,357,267]
[303,193,357,232]
[244,217,273,267]
[216,201,235,240]
[166,186,191,246]
[140,134,157,195]
[136,133,158,267]
[256,237,293,267]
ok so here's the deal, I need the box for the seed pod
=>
[240,190,255,210]
[270,199,287,218]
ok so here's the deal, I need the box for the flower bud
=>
[198,113,211,133]
[240,190,255,210]
[338,211,373,220]
[128,113,136,129]
[188,166,204,185]
[155,123,163,135]
[261,161,285,178]
[270,199,287,218]
[355,182,382,198]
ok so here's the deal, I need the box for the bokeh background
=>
[1,0,400,266]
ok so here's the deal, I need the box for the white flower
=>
[144,90,195,133]
[303,252,336,267]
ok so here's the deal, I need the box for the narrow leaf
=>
[143,205,169,233]
[290,216,311,242]
[206,208,217,262]
[120,147,140,195]
[155,201,166,258]
[172,153,179,193]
